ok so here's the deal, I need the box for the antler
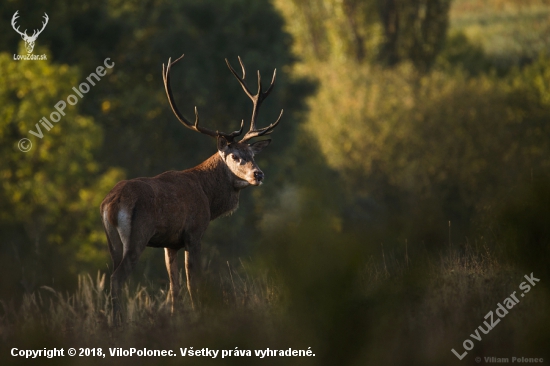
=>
[11,11,27,38]
[11,11,48,40]
[29,13,49,40]
[225,56,283,143]
[162,54,244,141]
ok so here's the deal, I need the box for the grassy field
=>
[1,242,548,365]
[450,0,550,65]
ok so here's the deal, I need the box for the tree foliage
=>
[0,0,311,295]
[294,56,550,245]
[0,49,124,294]
[378,0,451,71]
[1,0,549,312]
[275,0,550,254]
[275,0,451,71]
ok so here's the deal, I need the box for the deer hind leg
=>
[103,211,123,271]
[103,211,124,324]
[185,244,201,311]
[109,208,149,325]
[164,248,180,314]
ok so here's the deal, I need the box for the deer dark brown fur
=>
[100,55,282,324]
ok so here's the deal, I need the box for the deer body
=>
[103,153,242,248]
[101,54,282,324]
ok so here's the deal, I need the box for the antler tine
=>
[256,70,262,100]
[11,11,27,37]
[265,68,277,97]
[226,57,253,99]
[163,54,244,140]
[226,56,283,143]
[162,54,213,136]
[238,56,246,80]
[39,13,49,33]
[240,109,284,142]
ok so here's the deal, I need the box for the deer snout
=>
[254,171,264,184]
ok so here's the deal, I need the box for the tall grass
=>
[0,262,279,347]
[1,241,547,365]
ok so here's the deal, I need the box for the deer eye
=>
[231,154,240,162]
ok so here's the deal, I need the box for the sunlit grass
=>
[450,0,550,64]
[0,262,279,341]
[1,242,548,365]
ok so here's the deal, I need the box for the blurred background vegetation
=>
[1,0,549,364]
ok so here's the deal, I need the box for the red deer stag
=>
[100,54,283,324]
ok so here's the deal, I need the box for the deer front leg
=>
[185,245,201,311]
[164,248,180,314]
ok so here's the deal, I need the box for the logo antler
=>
[11,11,49,54]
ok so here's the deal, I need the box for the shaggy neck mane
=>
[187,153,242,220]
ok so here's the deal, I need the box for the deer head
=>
[11,11,49,54]
[162,54,283,187]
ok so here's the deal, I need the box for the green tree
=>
[0,0,313,287]
[0,49,124,296]
[275,0,451,71]
[378,0,451,71]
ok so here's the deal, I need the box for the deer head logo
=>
[11,11,49,54]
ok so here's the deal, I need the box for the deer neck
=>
[192,153,243,220]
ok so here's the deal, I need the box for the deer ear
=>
[217,136,229,152]
[249,139,271,154]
